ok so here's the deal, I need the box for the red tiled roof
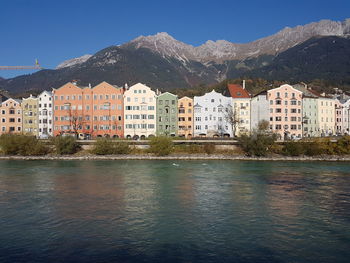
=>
[227,84,251,98]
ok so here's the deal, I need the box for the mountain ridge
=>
[0,18,349,95]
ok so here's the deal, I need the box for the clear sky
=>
[0,0,349,78]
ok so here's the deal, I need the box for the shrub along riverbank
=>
[0,133,350,159]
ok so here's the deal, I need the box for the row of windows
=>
[23,104,37,109]
[179,109,192,114]
[270,117,301,122]
[125,114,155,120]
[158,100,176,105]
[55,125,123,131]
[158,117,176,122]
[194,107,229,113]
[179,102,192,107]
[54,94,123,101]
[1,109,21,115]
[1,118,21,123]
[270,108,301,114]
[178,117,192,122]
[125,124,155,129]
[195,125,229,130]
[55,115,123,121]
[126,97,153,103]
[195,116,224,122]
[158,125,176,130]
[125,106,155,111]
[1,126,21,132]
[159,108,176,114]
[272,124,301,130]
[55,105,123,111]
[179,125,192,130]
[270,100,301,105]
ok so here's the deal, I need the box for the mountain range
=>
[1,18,349,95]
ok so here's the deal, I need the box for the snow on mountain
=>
[126,19,350,62]
[127,32,196,62]
[56,54,92,69]
[56,19,349,69]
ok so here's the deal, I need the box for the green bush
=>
[52,136,80,155]
[91,138,130,155]
[0,134,49,156]
[333,136,350,155]
[304,141,325,156]
[149,136,173,156]
[282,141,304,156]
[238,133,277,157]
[203,143,215,154]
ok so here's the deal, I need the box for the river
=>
[0,160,349,262]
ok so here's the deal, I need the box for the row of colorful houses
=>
[0,81,349,139]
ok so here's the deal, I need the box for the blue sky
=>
[0,0,349,78]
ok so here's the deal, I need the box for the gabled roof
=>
[1,98,21,105]
[227,84,251,98]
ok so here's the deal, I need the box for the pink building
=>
[268,84,303,139]
[0,98,22,134]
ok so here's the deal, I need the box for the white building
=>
[250,91,269,131]
[38,90,53,138]
[335,98,350,135]
[123,83,157,139]
[193,90,233,137]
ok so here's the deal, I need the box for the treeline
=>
[172,78,350,98]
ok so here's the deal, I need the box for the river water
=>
[0,160,349,263]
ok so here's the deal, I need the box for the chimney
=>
[124,83,128,90]
[242,80,246,90]
[88,83,91,88]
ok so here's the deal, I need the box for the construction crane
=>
[0,59,43,70]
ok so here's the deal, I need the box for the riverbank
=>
[1,154,350,161]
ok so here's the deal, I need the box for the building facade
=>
[318,97,335,136]
[268,84,303,139]
[22,95,39,136]
[335,99,350,135]
[123,83,157,139]
[91,82,124,138]
[0,98,22,134]
[228,84,251,136]
[250,91,269,131]
[53,82,92,137]
[53,81,124,138]
[193,90,233,137]
[302,97,319,137]
[156,92,178,136]
[178,96,193,138]
[38,91,53,138]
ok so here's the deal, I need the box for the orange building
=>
[178,97,193,137]
[0,98,22,134]
[53,81,124,138]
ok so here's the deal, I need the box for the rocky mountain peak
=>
[56,54,92,69]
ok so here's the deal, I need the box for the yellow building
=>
[317,97,335,136]
[22,95,39,136]
[178,97,193,138]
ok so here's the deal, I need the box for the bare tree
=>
[224,104,240,137]
[67,107,84,137]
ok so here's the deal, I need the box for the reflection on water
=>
[0,160,349,263]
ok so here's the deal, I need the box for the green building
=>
[156,92,178,136]
[293,84,319,137]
